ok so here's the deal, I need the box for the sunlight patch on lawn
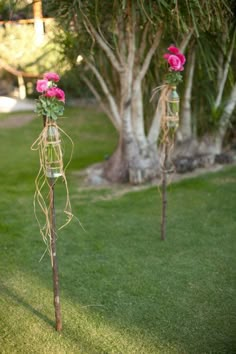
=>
[0,271,182,354]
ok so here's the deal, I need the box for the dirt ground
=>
[73,163,228,202]
[0,113,34,128]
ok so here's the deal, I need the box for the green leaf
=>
[51,111,58,120]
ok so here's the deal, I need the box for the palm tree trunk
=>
[177,48,195,142]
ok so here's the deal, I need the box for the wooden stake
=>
[43,117,62,331]
[49,178,62,331]
[161,142,168,241]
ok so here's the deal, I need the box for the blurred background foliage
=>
[0,0,84,98]
[46,0,236,139]
[0,0,235,141]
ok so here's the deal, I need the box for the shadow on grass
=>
[0,282,54,328]
[0,280,115,353]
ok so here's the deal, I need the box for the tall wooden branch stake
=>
[158,45,186,241]
[49,178,62,331]
[43,116,62,331]
[161,142,168,241]
[33,75,72,333]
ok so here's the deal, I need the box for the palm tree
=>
[176,24,236,160]
[48,0,233,183]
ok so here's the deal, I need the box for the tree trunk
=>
[33,0,44,45]
[17,75,26,100]
[198,83,236,156]
[104,135,159,184]
[132,79,148,152]
[177,48,195,142]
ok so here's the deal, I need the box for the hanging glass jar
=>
[165,86,180,129]
[45,122,63,178]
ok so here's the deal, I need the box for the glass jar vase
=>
[45,123,63,178]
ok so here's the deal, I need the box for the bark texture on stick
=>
[161,143,168,241]
[49,179,62,332]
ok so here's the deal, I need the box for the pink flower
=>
[55,88,65,102]
[43,72,60,82]
[36,79,48,93]
[168,55,184,71]
[176,52,186,65]
[164,45,186,70]
[45,87,58,98]
[168,45,180,54]
[44,87,65,102]
[163,53,170,60]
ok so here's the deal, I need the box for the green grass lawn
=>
[0,108,236,353]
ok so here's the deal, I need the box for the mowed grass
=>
[0,107,236,353]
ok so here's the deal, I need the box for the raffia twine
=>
[31,119,75,262]
[152,84,180,178]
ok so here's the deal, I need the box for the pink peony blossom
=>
[55,88,65,102]
[45,87,58,98]
[176,52,186,65]
[163,53,171,60]
[43,72,60,82]
[168,45,180,54]
[36,79,48,93]
[167,55,184,71]
[44,87,65,102]
[164,46,186,69]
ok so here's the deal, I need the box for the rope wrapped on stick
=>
[152,84,180,176]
